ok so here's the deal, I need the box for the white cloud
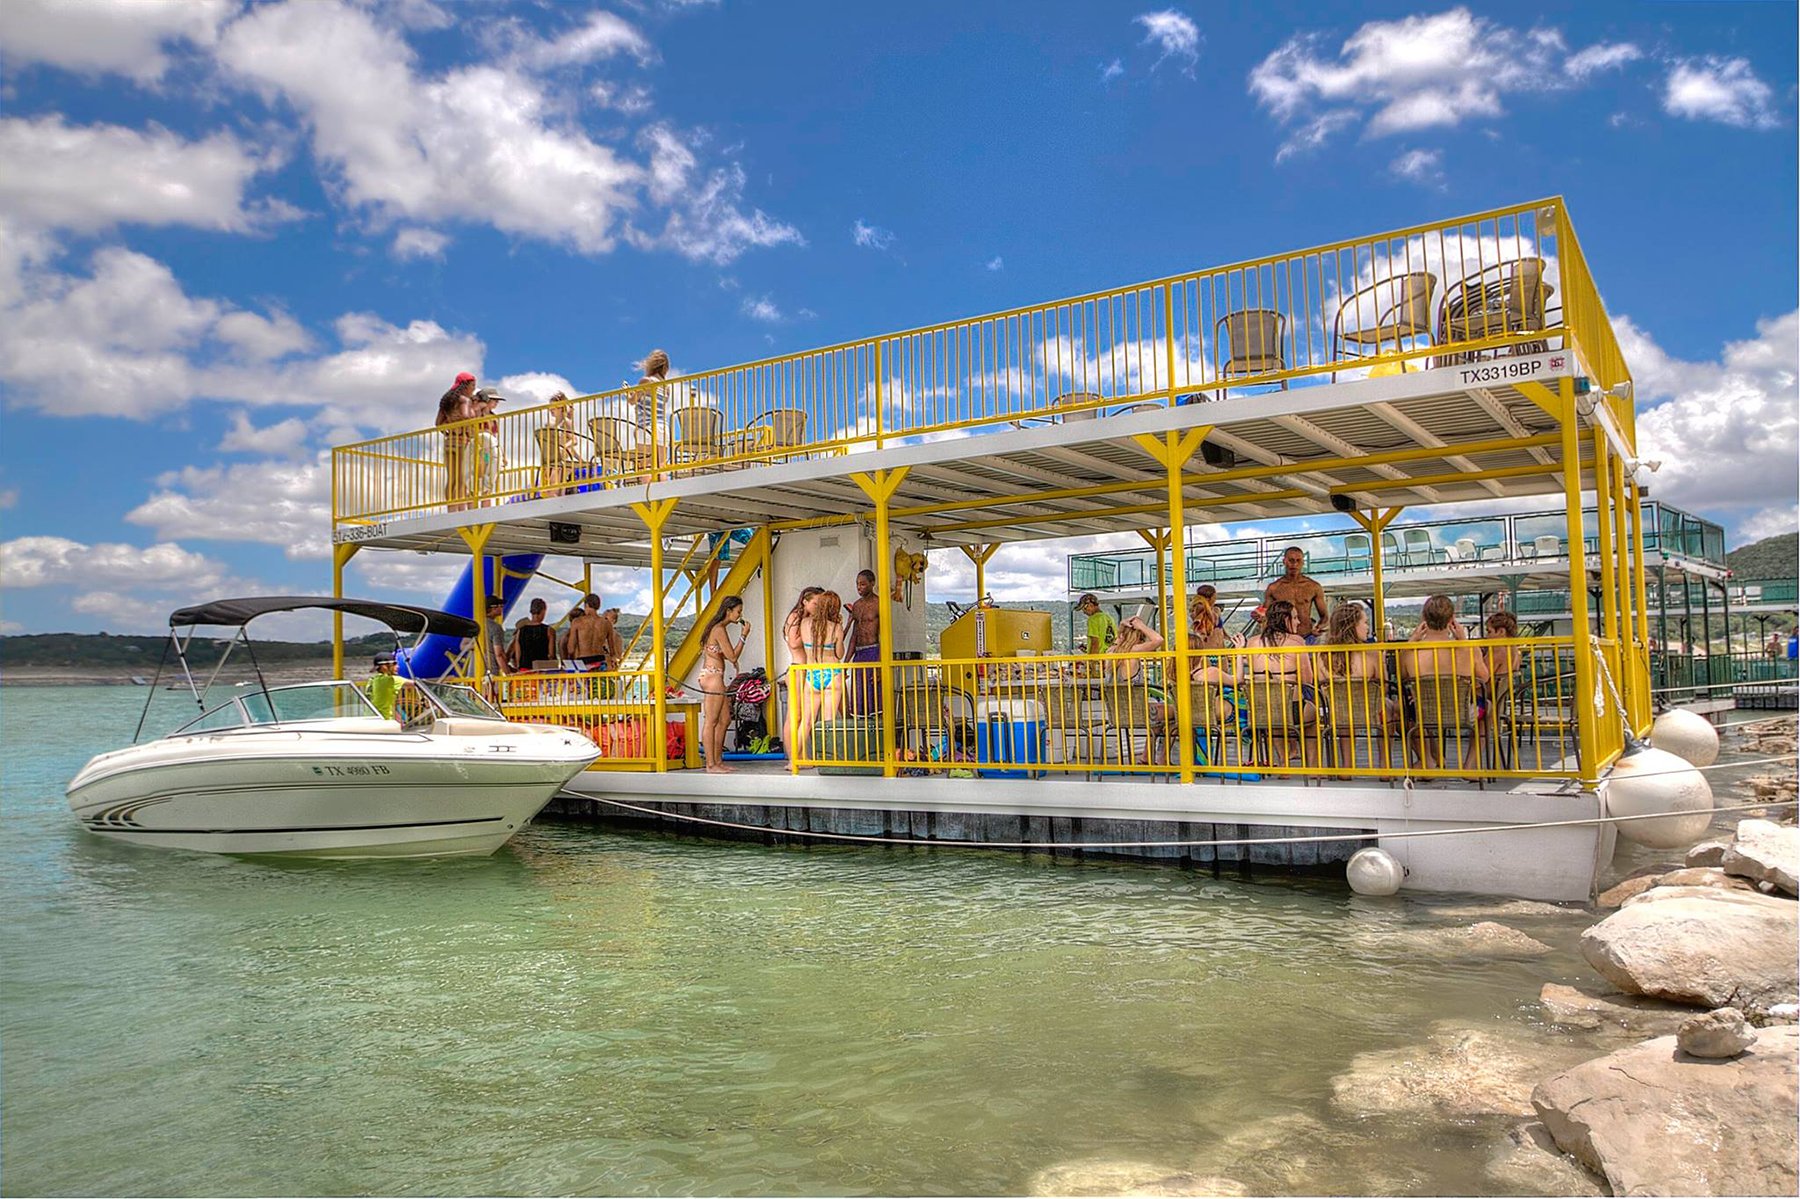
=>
[1389,147,1445,189]
[494,372,579,405]
[523,10,651,68]
[214,308,312,361]
[1134,10,1201,75]
[0,535,233,590]
[0,115,285,236]
[852,220,895,251]
[1564,42,1641,81]
[1662,57,1781,130]
[127,456,334,560]
[218,410,310,456]
[1100,59,1124,84]
[986,255,1004,272]
[0,0,236,83]
[391,227,449,260]
[1249,9,1640,159]
[741,295,782,322]
[591,80,654,115]
[212,0,797,265]
[1631,309,1798,537]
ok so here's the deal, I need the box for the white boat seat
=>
[430,717,549,737]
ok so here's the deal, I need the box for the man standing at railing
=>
[482,595,511,678]
[1263,547,1330,642]
[843,569,881,713]
[562,593,613,671]
[436,371,478,513]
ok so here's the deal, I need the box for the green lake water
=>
[1,684,1764,1196]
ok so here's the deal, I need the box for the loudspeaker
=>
[549,521,582,545]
[1200,441,1236,469]
[1329,494,1357,513]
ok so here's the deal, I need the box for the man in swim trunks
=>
[1262,546,1329,640]
[562,593,614,670]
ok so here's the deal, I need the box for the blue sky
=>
[1,0,1795,637]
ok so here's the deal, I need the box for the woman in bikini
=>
[696,595,747,774]
[1319,600,1389,773]
[781,587,822,760]
[797,590,846,763]
[1245,599,1318,765]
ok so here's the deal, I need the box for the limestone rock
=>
[1652,866,1760,893]
[1685,839,1729,868]
[1678,1008,1756,1059]
[1331,1022,1589,1121]
[1597,872,1660,908]
[1582,886,1800,1012]
[1423,899,1577,920]
[1187,1112,1426,1196]
[1532,1024,1799,1196]
[1721,819,1799,896]
[1029,1161,1246,1197]
[1386,921,1554,959]
[1484,1121,1606,1197]
[1538,982,1694,1037]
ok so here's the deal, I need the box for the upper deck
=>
[331,197,1636,562]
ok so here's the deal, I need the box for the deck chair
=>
[1101,680,1161,766]
[1437,258,1556,364]
[1534,534,1562,558]
[1345,532,1372,572]
[1411,676,1479,775]
[1402,527,1435,566]
[533,425,582,497]
[1323,676,1389,773]
[739,406,808,461]
[1239,673,1307,769]
[1332,271,1437,372]
[669,405,726,472]
[589,416,652,485]
[1215,309,1288,391]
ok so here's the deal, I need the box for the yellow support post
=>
[1349,507,1403,637]
[1627,479,1653,732]
[457,525,494,681]
[1133,428,1208,783]
[760,524,778,737]
[1592,429,1626,739]
[331,542,361,680]
[631,499,678,771]
[1559,383,1601,786]
[851,467,910,779]
[1137,528,1172,633]
[959,542,1000,601]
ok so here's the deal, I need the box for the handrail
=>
[331,197,1635,526]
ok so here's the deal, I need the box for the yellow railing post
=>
[873,339,885,451]
[631,498,678,771]
[1559,381,1601,785]
[1627,481,1653,733]
[1133,428,1207,782]
[330,542,360,680]
[851,467,910,779]
[457,525,495,681]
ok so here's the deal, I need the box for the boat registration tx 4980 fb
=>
[67,596,600,858]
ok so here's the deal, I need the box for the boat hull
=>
[67,726,599,858]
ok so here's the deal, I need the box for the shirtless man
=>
[1262,546,1329,640]
[842,570,880,659]
[562,593,614,670]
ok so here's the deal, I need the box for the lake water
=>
[1,684,1758,1196]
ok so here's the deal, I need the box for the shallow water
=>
[1,685,1767,1196]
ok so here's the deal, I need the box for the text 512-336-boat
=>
[66,597,600,859]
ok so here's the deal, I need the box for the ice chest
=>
[809,716,883,776]
[974,698,1045,779]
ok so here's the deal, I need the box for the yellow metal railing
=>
[483,669,660,770]
[333,197,1622,526]
[784,638,1583,782]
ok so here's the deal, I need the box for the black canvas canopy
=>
[168,596,479,639]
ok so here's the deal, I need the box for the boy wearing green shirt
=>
[364,652,406,720]
[1076,594,1117,655]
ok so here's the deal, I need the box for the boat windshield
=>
[413,681,505,720]
[174,682,384,734]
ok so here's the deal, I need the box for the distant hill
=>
[1727,532,1798,581]
[1,631,391,669]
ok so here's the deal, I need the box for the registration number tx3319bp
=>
[1456,352,1566,386]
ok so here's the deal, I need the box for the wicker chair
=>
[1411,676,1478,773]
[1331,271,1437,372]
[588,416,652,485]
[669,405,726,472]
[1101,679,1160,766]
[1240,672,1307,768]
[1323,675,1389,772]
[1215,309,1288,391]
[1436,258,1556,365]
[740,407,808,460]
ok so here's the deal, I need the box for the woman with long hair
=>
[1319,600,1388,773]
[780,587,822,760]
[797,590,846,761]
[1104,614,1175,765]
[696,596,747,774]
[1244,598,1317,765]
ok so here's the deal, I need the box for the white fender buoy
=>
[1347,847,1405,896]
[1651,708,1721,768]
[1606,745,1714,848]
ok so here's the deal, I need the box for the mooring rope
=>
[554,751,1799,854]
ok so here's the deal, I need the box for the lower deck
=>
[551,765,1610,902]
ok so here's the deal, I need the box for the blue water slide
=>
[401,553,543,678]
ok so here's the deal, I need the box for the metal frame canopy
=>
[169,596,479,638]
[335,353,1587,564]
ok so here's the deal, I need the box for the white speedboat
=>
[67,597,600,858]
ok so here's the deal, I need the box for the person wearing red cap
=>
[436,372,478,511]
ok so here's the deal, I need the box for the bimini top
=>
[168,596,479,638]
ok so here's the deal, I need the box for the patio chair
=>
[1214,309,1288,391]
[738,407,808,461]
[1345,532,1372,572]
[1101,681,1160,766]
[532,425,584,497]
[1324,676,1390,772]
[1331,271,1437,373]
[1411,676,1479,774]
[1239,674,1306,769]
[1402,527,1435,566]
[1533,534,1562,558]
[1436,258,1556,365]
[669,405,726,472]
[1453,536,1478,563]
[589,417,653,485]
[1381,530,1402,566]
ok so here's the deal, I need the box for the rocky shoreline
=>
[1029,716,1799,1198]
